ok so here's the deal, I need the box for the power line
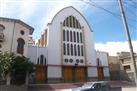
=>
[122,1,137,17]
[87,0,137,22]
[130,0,137,5]
[124,0,137,9]
[80,0,137,28]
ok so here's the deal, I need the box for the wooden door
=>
[97,67,104,80]
[75,67,86,82]
[63,67,73,83]
[36,65,47,83]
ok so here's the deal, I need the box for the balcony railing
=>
[0,33,4,42]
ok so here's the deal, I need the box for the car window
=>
[82,82,94,88]
[93,83,101,89]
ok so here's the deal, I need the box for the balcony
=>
[0,33,4,42]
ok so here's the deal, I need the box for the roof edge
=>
[0,17,34,34]
[50,6,93,32]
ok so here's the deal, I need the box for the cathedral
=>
[28,6,110,83]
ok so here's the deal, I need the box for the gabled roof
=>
[50,6,93,32]
[0,17,34,34]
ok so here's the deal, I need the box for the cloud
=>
[95,41,137,56]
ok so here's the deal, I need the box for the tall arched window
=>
[97,58,102,66]
[67,43,69,55]
[81,45,83,56]
[63,16,81,29]
[37,58,39,64]
[78,45,80,56]
[80,32,83,43]
[66,17,69,26]
[40,55,44,64]
[64,43,66,55]
[74,44,77,56]
[77,32,79,43]
[73,31,76,42]
[71,44,73,56]
[76,19,78,28]
[63,29,65,41]
[73,16,75,28]
[67,30,69,41]
[70,16,72,27]
[45,58,46,64]
[17,38,25,55]
[70,31,72,42]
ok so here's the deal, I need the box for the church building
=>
[28,6,110,83]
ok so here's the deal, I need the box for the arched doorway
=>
[97,58,104,80]
[36,55,47,83]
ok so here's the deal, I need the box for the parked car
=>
[72,81,111,91]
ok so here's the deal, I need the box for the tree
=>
[0,52,14,85]
[11,56,35,85]
[0,52,35,85]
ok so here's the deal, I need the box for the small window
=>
[0,44,2,48]
[70,59,73,63]
[76,59,79,63]
[0,24,5,30]
[80,59,83,63]
[65,59,68,63]
[20,30,25,35]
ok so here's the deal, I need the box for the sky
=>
[0,0,137,56]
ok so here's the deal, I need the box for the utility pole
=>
[118,0,137,85]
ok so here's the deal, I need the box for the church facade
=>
[28,6,110,83]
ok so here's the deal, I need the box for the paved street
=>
[122,87,137,91]
[54,87,137,91]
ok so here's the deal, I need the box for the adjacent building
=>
[117,52,137,81]
[0,17,34,57]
